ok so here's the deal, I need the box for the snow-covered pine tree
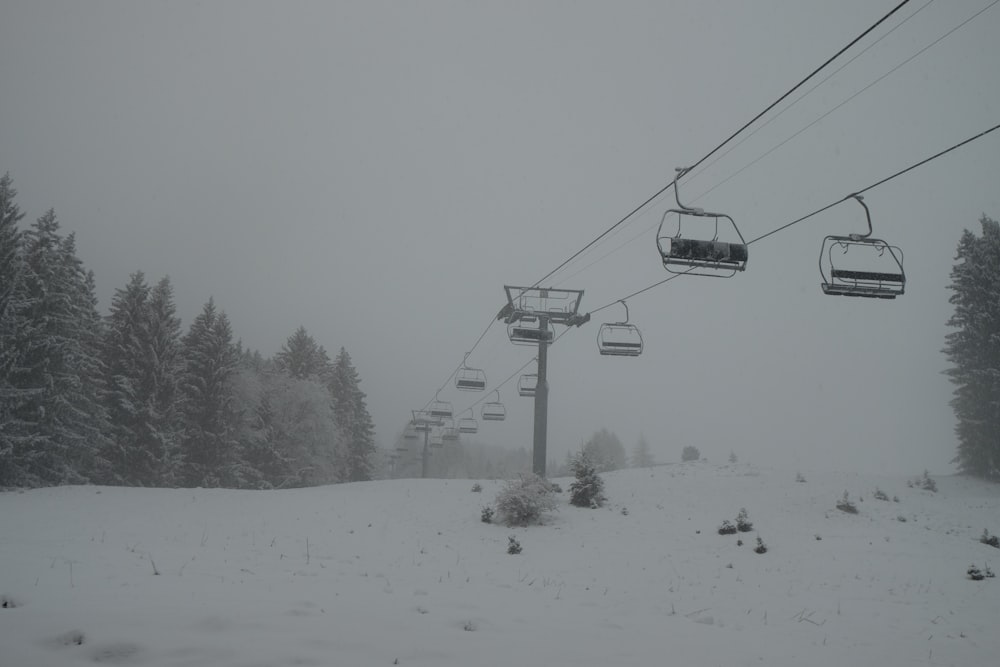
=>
[944,216,1000,480]
[4,211,110,486]
[275,326,332,381]
[569,453,605,508]
[0,173,26,486]
[101,273,182,486]
[328,347,376,482]
[143,276,184,485]
[179,299,242,487]
[102,272,152,485]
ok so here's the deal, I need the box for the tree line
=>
[0,173,375,489]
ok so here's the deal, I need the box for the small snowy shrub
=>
[728,451,738,464]
[548,482,562,494]
[569,454,605,508]
[620,506,629,516]
[920,471,937,492]
[736,508,753,532]
[480,506,494,524]
[981,529,1000,549]
[754,536,768,554]
[681,446,701,462]
[873,488,889,501]
[718,520,737,535]
[836,491,858,514]
[494,473,558,527]
[967,564,985,581]
[507,536,522,555]
[471,483,482,493]
[795,472,806,483]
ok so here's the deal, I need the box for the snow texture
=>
[2,463,999,666]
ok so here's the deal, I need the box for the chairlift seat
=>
[456,376,487,391]
[482,404,506,421]
[509,326,553,344]
[428,401,453,418]
[830,269,904,283]
[665,238,748,267]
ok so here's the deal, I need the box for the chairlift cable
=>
[684,0,936,188]
[533,0,913,290]
[586,121,1000,315]
[691,0,999,205]
[415,0,916,419]
[561,0,966,290]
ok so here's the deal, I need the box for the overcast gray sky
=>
[2,0,998,475]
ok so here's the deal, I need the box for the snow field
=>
[1,463,999,666]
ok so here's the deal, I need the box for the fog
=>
[2,0,998,475]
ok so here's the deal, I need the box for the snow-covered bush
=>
[507,535,522,555]
[795,472,806,483]
[874,488,889,501]
[494,473,558,527]
[569,454,605,508]
[681,446,701,462]
[981,529,1000,548]
[836,491,858,514]
[921,471,938,492]
[718,520,736,535]
[967,563,994,580]
[754,536,768,554]
[736,508,753,532]
[471,483,482,493]
[480,506,494,524]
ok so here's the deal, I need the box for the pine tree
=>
[179,299,241,487]
[630,433,655,468]
[275,326,331,381]
[944,216,1000,480]
[569,453,605,508]
[144,276,184,485]
[102,272,152,484]
[102,273,183,486]
[4,211,110,486]
[328,347,376,482]
[581,428,627,472]
[0,173,26,486]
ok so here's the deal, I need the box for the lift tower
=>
[501,286,588,477]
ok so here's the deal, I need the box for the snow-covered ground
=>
[2,463,999,666]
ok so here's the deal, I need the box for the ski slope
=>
[2,463,998,666]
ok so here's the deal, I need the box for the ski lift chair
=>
[411,409,441,431]
[455,354,487,391]
[481,391,507,421]
[819,195,904,299]
[458,410,478,434]
[656,167,748,277]
[507,313,555,345]
[428,392,453,419]
[517,373,538,398]
[597,301,644,357]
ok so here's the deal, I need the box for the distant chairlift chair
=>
[481,391,507,421]
[819,194,905,299]
[597,301,644,357]
[517,373,538,398]
[507,313,555,345]
[656,167,748,277]
[455,354,487,391]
